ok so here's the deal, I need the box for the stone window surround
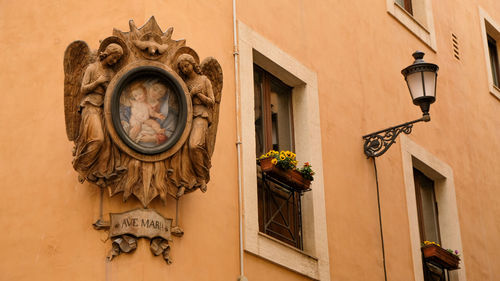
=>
[478,7,500,101]
[386,0,437,51]
[238,21,330,280]
[400,136,467,281]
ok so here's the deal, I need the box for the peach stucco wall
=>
[1,0,500,280]
[238,0,500,280]
[0,1,242,281]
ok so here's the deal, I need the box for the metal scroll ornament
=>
[362,118,425,158]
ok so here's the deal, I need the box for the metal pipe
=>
[373,158,388,281]
[232,0,246,280]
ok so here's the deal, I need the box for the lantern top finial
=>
[412,51,425,61]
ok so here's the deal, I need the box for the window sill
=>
[258,232,319,261]
[244,232,320,279]
[490,84,500,100]
[394,3,430,33]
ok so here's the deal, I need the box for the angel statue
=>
[64,41,125,187]
[175,54,222,197]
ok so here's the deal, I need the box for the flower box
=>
[422,244,460,270]
[258,157,311,190]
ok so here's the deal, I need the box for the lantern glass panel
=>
[423,71,436,98]
[406,72,424,100]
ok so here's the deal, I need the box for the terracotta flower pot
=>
[422,244,460,270]
[258,157,311,190]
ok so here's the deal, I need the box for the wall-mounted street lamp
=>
[362,51,439,281]
[363,51,439,158]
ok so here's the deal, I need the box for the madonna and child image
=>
[118,78,179,148]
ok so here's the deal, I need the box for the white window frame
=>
[401,136,467,281]
[238,21,330,280]
[386,0,437,51]
[479,7,500,100]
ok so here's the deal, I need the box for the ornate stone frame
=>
[64,16,222,207]
[104,60,192,162]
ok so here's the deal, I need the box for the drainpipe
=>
[232,0,246,280]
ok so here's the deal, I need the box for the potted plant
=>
[421,241,460,270]
[257,150,315,190]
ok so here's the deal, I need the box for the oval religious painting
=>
[111,66,188,155]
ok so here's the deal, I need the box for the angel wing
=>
[63,41,93,141]
[200,57,223,158]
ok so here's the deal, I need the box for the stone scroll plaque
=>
[109,208,172,240]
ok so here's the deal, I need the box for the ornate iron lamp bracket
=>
[362,115,429,158]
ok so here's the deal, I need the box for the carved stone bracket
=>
[107,235,172,264]
[150,237,172,264]
[108,235,138,261]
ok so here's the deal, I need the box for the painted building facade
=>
[0,0,499,280]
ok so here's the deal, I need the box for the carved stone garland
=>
[64,17,223,263]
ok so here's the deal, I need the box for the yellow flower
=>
[280,154,286,160]
[423,241,441,247]
[285,151,291,157]
[271,158,278,165]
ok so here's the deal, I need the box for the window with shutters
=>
[414,169,441,244]
[414,169,445,281]
[239,22,330,280]
[401,136,466,281]
[253,65,303,249]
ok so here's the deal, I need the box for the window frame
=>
[253,64,295,156]
[479,7,500,100]
[413,168,441,244]
[395,0,413,15]
[401,136,467,281]
[238,21,330,280]
[385,0,437,51]
[254,65,303,249]
[487,35,500,88]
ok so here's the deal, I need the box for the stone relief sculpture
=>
[63,17,223,263]
[174,54,223,197]
[73,43,125,187]
[64,17,222,206]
